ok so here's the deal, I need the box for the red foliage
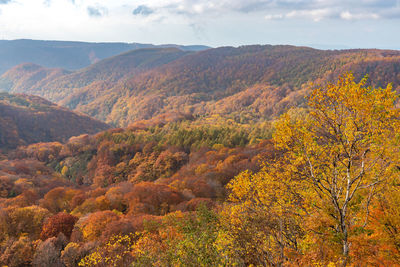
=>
[126,182,183,215]
[40,212,78,240]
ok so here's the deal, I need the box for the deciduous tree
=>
[273,73,400,265]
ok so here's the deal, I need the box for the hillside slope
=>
[0,93,110,149]
[0,48,192,106]
[1,45,400,126]
[86,46,400,125]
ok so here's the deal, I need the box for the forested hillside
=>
[1,45,399,126]
[0,111,275,266]
[1,74,400,266]
[106,46,400,125]
[0,93,110,150]
[0,48,192,105]
[0,42,400,266]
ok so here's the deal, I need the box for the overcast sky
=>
[0,0,399,49]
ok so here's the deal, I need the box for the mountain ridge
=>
[0,39,210,75]
[0,47,193,105]
[1,44,399,126]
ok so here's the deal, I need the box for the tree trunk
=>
[341,226,349,267]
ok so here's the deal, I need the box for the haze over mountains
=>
[0,39,209,75]
[1,43,399,127]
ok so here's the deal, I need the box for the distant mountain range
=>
[0,39,210,74]
[0,92,109,149]
[1,44,399,127]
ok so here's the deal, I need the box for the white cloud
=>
[128,0,399,21]
[265,14,284,20]
[340,11,379,20]
[286,8,334,21]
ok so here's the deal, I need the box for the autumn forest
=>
[0,42,400,266]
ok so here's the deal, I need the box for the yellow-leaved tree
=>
[217,166,305,266]
[221,73,400,266]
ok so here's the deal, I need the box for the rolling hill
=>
[1,45,400,126]
[0,48,192,104]
[0,92,110,149]
[0,39,209,75]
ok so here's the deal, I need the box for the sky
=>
[0,0,399,49]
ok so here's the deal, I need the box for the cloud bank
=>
[140,0,399,21]
[0,0,398,49]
